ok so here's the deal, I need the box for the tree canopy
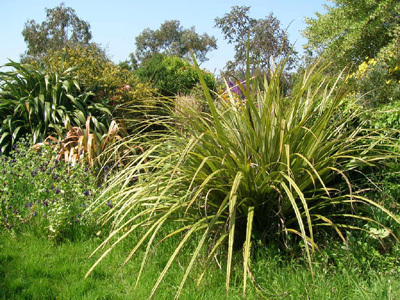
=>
[214,6,296,75]
[303,0,400,72]
[135,53,215,97]
[22,3,92,61]
[132,20,217,66]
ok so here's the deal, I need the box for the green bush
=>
[34,44,156,106]
[347,47,400,107]
[0,61,111,153]
[135,54,216,97]
[87,59,400,298]
[0,138,110,242]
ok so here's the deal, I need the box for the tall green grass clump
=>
[86,59,400,299]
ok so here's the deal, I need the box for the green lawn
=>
[1,232,399,300]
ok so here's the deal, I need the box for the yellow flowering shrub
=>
[346,48,400,105]
[350,57,377,80]
[38,43,156,105]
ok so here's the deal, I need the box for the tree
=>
[302,0,400,72]
[135,54,216,97]
[22,3,92,61]
[132,20,217,66]
[214,6,296,75]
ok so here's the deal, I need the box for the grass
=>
[0,232,232,300]
[1,231,399,299]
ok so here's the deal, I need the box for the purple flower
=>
[77,213,81,218]
[43,200,49,207]
[83,190,91,197]
[13,209,18,214]
[226,80,249,100]
[107,200,113,208]
[33,211,37,217]
[55,188,61,194]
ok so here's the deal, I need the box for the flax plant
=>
[0,60,111,153]
[86,58,400,299]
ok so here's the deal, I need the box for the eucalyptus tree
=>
[131,20,217,67]
[214,5,297,75]
[21,3,92,62]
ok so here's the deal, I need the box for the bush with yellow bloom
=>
[347,45,400,106]
[37,43,156,107]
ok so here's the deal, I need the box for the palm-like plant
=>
[86,59,400,299]
[0,60,111,153]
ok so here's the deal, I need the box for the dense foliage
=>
[0,61,111,153]
[346,49,400,106]
[36,43,156,103]
[303,0,400,73]
[0,139,108,242]
[135,54,216,97]
[131,20,217,67]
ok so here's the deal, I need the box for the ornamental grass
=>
[86,57,400,299]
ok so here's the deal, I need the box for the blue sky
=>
[0,0,328,73]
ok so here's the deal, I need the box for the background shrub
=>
[347,47,400,107]
[135,54,216,97]
[35,43,156,107]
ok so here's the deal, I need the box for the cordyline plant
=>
[85,56,400,299]
[0,60,111,153]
